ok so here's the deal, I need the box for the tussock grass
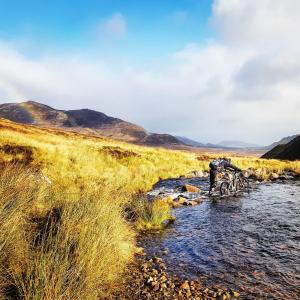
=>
[0,168,134,300]
[0,118,299,298]
[131,198,173,230]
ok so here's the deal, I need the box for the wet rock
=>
[153,256,163,263]
[182,184,201,193]
[270,173,279,180]
[175,197,189,205]
[185,200,198,206]
[180,281,190,290]
[135,246,146,256]
[279,174,295,180]
[113,252,242,299]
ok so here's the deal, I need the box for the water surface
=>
[142,182,300,299]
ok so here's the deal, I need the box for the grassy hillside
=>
[0,118,299,299]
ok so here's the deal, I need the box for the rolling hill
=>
[0,101,183,147]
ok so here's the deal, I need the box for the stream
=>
[142,180,300,299]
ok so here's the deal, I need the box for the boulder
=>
[182,184,200,193]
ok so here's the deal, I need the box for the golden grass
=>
[0,118,299,298]
[131,197,173,230]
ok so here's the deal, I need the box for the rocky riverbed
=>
[115,170,299,299]
[113,253,240,300]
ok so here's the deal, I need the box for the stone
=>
[182,184,200,193]
[180,281,190,290]
[194,198,205,204]
[233,291,240,297]
[270,173,279,180]
[176,197,188,205]
[188,200,198,206]
[153,256,163,263]
[135,246,146,256]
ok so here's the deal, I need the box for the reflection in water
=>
[142,182,300,299]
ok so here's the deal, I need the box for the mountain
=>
[217,140,262,149]
[0,101,183,146]
[263,134,299,150]
[262,135,300,160]
[175,136,205,147]
[176,136,263,150]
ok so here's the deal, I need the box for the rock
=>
[180,281,190,290]
[187,200,198,206]
[233,291,240,297]
[279,174,294,180]
[176,197,189,205]
[270,173,279,180]
[153,256,163,263]
[146,276,154,284]
[135,246,146,256]
[182,184,200,193]
[194,198,205,204]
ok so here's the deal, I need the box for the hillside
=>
[264,134,299,150]
[0,100,183,146]
[0,118,299,299]
[262,135,300,160]
[175,136,205,147]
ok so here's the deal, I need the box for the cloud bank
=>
[0,1,300,144]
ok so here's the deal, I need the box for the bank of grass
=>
[0,118,299,299]
[131,197,173,230]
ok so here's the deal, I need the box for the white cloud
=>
[0,1,300,145]
[97,13,127,38]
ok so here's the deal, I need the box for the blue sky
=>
[0,0,299,144]
[0,0,213,61]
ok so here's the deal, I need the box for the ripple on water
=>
[142,181,300,299]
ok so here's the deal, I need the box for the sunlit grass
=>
[131,197,173,230]
[0,118,299,298]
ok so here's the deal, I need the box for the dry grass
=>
[131,197,173,230]
[0,118,299,299]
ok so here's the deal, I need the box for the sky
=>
[0,0,299,145]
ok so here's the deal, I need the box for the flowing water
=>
[142,181,300,299]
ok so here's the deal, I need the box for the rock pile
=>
[113,255,240,299]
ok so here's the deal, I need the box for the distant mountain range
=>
[176,136,263,149]
[1,101,298,156]
[217,140,263,148]
[0,101,182,147]
[262,135,300,160]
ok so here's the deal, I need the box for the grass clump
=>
[0,166,134,300]
[132,198,173,230]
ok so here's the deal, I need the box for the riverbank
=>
[0,119,299,299]
[135,179,300,299]
[113,253,240,300]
